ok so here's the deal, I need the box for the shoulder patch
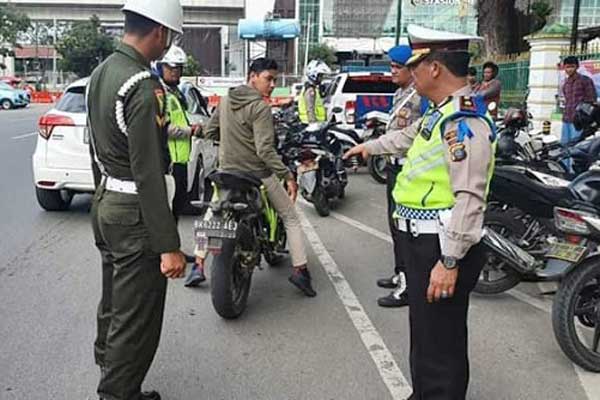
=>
[459,96,477,112]
[449,143,467,162]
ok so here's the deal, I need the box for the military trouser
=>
[91,186,167,400]
[386,162,405,275]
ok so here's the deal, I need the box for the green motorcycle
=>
[194,171,287,319]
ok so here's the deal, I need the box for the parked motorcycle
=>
[193,171,287,319]
[479,103,600,371]
[279,121,348,217]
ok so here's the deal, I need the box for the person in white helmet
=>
[86,1,185,399]
[298,60,331,127]
[155,46,207,287]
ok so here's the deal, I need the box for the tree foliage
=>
[308,43,337,67]
[183,55,201,76]
[0,5,31,57]
[55,15,115,77]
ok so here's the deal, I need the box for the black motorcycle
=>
[194,171,288,319]
[279,121,348,217]
[479,103,600,371]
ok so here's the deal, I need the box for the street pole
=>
[570,0,581,51]
[52,18,57,88]
[395,0,402,45]
[304,12,312,72]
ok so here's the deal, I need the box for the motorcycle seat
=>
[209,170,263,191]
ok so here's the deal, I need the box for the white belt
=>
[396,216,440,236]
[105,176,138,195]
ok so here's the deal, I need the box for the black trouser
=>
[398,230,485,400]
[92,187,167,400]
[386,163,404,275]
[172,162,189,219]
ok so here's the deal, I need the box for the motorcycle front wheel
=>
[211,237,253,319]
[552,261,600,372]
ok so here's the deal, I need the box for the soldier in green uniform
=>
[87,1,186,399]
[345,25,496,399]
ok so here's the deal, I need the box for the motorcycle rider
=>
[155,45,206,287]
[376,44,425,308]
[197,58,317,297]
[298,59,331,128]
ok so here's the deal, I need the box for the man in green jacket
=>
[87,1,186,398]
[198,58,316,297]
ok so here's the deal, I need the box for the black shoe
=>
[141,391,161,400]
[377,274,400,289]
[184,264,206,287]
[377,288,409,308]
[100,391,160,400]
[289,268,317,297]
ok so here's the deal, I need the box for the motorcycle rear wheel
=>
[211,237,253,319]
[313,187,330,217]
[552,261,600,372]
[367,155,387,184]
[474,208,524,294]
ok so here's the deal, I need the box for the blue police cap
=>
[387,45,413,66]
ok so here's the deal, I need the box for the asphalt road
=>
[0,105,598,400]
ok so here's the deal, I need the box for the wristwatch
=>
[441,255,458,270]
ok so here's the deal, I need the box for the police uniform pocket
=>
[99,204,142,226]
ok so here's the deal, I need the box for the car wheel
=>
[35,187,73,211]
[1,99,13,110]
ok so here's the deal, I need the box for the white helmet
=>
[160,45,187,66]
[122,0,184,34]
[305,60,331,84]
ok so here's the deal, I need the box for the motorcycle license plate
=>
[194,218,238,240]
[545,242,586,263]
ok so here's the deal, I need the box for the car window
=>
[325,76,342,101]
[0,82,13,90]
[55,86,86,113]
[341,75,397,94]
[184,87,209,117]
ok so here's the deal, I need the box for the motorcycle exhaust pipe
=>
[480,228,538,274]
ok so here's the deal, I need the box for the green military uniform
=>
[88,43,181,400]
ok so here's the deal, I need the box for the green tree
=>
[308,43,337,67]
[55,15,115,77]
[0,5,31,57]
[183,55,201,76]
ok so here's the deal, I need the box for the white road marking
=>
[297,206,412,400]
[325,208,600,400]
[11,132,37,140]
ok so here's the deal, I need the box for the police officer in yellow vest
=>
[345,25,496,400]
[156,45,206,286]
[298,59,331,126]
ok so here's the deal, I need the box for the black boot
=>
[377,288,409,308]
[377,273,400,289]
[289,267,317,297]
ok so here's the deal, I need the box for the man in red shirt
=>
[561,56,598,145]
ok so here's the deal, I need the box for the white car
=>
[324,72,397,133]
[32,78,212,211]
[33,78,93,211]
